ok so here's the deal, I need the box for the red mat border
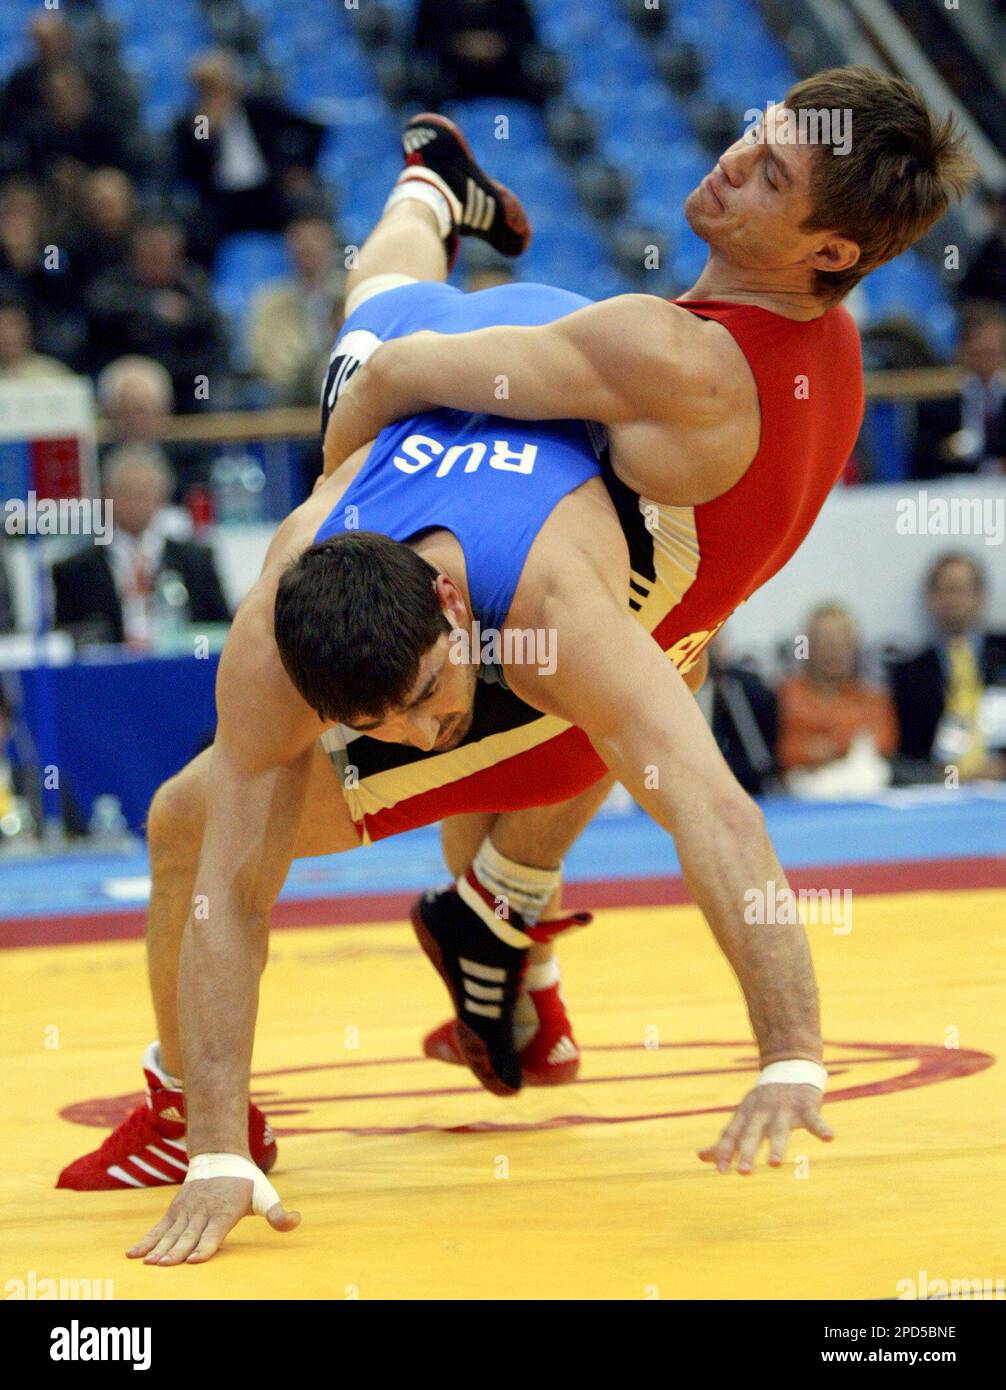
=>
[1,855,1003,949]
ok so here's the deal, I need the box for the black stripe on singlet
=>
[345,676,546,779]
[598,444,656,587]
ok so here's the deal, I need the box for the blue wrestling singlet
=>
[316,281,604,632]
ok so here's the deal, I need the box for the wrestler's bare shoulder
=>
[214,456,370,765]
[506,474,629,635]
[608,297,760,506]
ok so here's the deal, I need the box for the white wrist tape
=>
[758,1060,828,1092]
[185,1152,281,1216]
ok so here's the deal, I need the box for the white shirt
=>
[216,105,269,191]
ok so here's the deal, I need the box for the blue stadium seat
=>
[286,54,378,106]
[214,232,292,332]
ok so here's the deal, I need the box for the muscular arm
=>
[178,588,321,1155]
[508,573,822,1068]
[323,294,698,475]
[177,735,312,1157]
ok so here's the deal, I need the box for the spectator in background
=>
[410,0,547,106]
[26,64,135,183]
[97,355,208,502]
[778,603,898,797]
[0,177,83,364]
[85,217,229,411]
[0,13,76,122]
[911,301,1006,479]
[0,293,73,380]
[0,13,76,175]
[172,50,325,263]
[67,167,138,298]
[958,191,1006,305]
[247,208,345,402]
[890,554,1006,781]
[53,446,230,647]
[1,13,142,179]
[694,632,779,797]
[1,12,136,132]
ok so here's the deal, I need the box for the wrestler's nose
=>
[408,715,440,751]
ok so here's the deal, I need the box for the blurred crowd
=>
[0,8,1003,705]
[0,7,1000,497]
[701,552,1006,796]
[0,13,343,493]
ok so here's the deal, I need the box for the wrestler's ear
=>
[432,572,465,624]
[806,233,859,275]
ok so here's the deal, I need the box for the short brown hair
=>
[274,531,449,725]
[785,66,977,305]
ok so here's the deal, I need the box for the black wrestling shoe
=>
[400,112,532,263]
[410,872,588,1096]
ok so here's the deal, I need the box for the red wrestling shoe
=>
[514,980,581,1085]
[56,1043,276,1191]
[424,979,581,1086]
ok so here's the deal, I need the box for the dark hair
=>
[274,531,448,724]
[927,551,986,592]
[785,67,976,305]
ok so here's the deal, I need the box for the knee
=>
[146,770,203,863]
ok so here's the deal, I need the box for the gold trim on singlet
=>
[627,497,700,652]
[321,711,572,835]
[321,496,712,831]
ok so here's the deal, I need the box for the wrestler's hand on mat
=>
[126,1178,300,1266]
[698,1083,834,1175]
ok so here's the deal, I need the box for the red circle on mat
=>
[59,1039,993,1136]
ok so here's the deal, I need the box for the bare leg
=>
[345,200,447,310]
[146,744,362,1077]
[440,774,616,965]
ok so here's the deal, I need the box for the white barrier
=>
[5,477,1004,668]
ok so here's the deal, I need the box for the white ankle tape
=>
[184,1152,280,1216]
[472,837,561,926]
[758,1060,828,1092]
[384,171,457,239]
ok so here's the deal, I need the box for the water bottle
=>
[211,451,267,525]
[88,794,130,847]
[153,569,191,650]
[210,453,243,525]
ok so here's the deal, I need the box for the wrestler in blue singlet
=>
[316,281,605,637]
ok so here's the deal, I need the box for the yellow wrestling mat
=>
[2,889,1003,1300]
